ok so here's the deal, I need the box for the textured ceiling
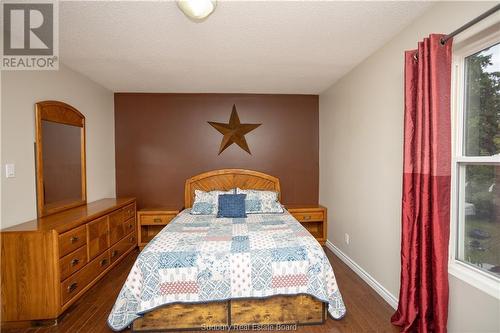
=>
[60,1,433,94]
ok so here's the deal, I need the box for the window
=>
[451,31,500,297]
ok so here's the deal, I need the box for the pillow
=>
[191,189,234,215]
[217,194,247,218]
[236,188,284,214]
[236,188,278,201]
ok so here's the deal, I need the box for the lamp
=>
[178,0,216,21]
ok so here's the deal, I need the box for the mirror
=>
[35,101,86,217]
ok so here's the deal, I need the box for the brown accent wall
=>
[114,93,319,209]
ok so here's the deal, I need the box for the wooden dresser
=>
[0,198,137,325]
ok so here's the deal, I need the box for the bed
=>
[108,169,346,331]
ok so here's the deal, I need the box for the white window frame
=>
[450,28,500,300]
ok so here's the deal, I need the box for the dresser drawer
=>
[122,217,136,235]
[61,250,110,305]
[60,245,88,281]
[140,214,176,225]
[87,216,109,260]
[110,231,136,264]
[123,204,136,220]
[59,225,87,257]
[290,211,324,222]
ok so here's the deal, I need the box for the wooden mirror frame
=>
[35,101,87,217]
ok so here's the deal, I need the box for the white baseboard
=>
[325,240,399,309]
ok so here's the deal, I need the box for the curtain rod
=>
[440,4,500,45]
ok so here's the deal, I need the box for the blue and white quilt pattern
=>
[107,210,346,331]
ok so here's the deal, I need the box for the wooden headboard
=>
[184,169,281,208]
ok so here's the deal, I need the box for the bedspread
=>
[108,210,346,331]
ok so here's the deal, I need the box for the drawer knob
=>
[67,282,78,293]
[128,223,133,229]
[70,236,79,243]
[303,215,311,220]
[70,258,80,266]
[153,218,162,223]
[111,250,118,258]
[100,259,108,267]
[130,237,135,242]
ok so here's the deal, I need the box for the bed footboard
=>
[132,295,325,332]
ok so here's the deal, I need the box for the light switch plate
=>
[5,163,15,178]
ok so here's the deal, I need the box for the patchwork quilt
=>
[108,210,346,331]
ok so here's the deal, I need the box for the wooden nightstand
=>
[137,208,180,249]
[286,205,327,245]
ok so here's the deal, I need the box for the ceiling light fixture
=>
[177,0,216,21]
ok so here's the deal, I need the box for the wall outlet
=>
[344,233,350,245]
[5,163,15,178]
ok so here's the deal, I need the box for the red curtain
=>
[391,34,453,333]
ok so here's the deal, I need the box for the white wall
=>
[1,64,116,228]
[319,2,500,333]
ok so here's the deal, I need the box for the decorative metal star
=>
[208,104,261,155]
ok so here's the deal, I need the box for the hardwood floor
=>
[4,247,399,333]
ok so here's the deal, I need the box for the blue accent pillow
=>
[217,194,247,218]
